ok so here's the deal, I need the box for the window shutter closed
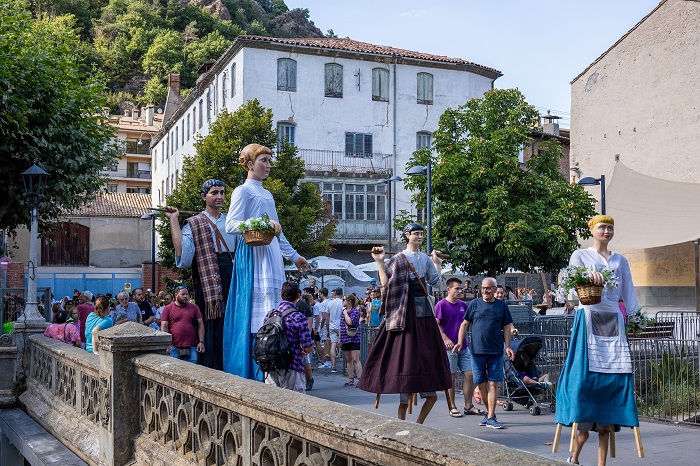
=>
[372,68,389,101]
[417,72,434,105]
[278,59,297,91]
[325,63,343,97]
[363,134,372,155]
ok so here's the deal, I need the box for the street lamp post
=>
[578,175,606,215]
[406,162,433,253]
[21,163,50,321]
[378,175,403,251]
[141,211,157,292]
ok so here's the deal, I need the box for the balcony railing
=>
[333,219,387,243]
[103,169,152,179]
[297,148,393,175]
[125,141,151,155]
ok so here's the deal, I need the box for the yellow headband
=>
[588,215,614,229]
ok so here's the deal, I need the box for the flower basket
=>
[575,284,603,305]
[242,229,275,246]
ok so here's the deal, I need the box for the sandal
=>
[449,408,463,418]
[464,405,486,415]
[343,380,354,387]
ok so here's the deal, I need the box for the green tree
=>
[141,29,183,78]
[404,88,596,276]
[0,0,119,233]
[157,99,335,272]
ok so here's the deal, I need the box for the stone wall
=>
[18,323,565,466]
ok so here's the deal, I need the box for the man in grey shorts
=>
[436,278,484,417]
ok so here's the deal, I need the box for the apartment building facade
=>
[150,35,501,256]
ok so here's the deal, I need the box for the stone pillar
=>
[11,320,48,382]
[0,344,18,407]
[97,322,170,466]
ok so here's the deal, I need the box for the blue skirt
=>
[555,309,638,427]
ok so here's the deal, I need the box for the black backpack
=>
[252,308,298,373]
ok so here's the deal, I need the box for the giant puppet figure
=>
[358,223,452,424]
[555,215,640,466]
[223,144,310,379]
[167,179,236,370]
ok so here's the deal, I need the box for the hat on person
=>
[82,290,93,301]
[588,214,614,229]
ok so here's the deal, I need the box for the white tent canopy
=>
[599,163,700,250]
[285,256,373,282]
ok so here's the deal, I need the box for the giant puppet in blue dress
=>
[555,214,640,465]
[224,144,310,379]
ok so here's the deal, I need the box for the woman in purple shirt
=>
[340,294,362,387]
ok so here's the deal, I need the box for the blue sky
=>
[284,0,662,126]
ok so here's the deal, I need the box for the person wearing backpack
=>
[260,281,314,393]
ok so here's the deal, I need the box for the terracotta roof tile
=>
[68,193,153,218]
[238,36,501,75]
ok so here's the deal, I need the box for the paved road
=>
[307,365,698,465]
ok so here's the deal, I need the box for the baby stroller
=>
[502,335,555,415]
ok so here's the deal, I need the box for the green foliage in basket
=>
[237,213,275,233]
[559,265,619,292]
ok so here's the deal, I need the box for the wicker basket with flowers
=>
[559,265,618,305]
[237,213,276,246]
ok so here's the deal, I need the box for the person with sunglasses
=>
[111,290,142,324]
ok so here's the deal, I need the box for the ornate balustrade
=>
[19,323,559,466]
[23,335,103,464]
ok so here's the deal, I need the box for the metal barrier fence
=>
[1,287,52,330]
[655,311,700,340]
[352,317,700,426]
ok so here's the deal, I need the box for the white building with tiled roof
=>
[151,35,501,257]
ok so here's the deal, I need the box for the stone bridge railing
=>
[19,323,562,466]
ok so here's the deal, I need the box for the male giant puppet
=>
[555,215,640,466]
[166,179,236,370]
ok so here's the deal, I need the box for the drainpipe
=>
[695,239,699,312]
[392,56,398,232]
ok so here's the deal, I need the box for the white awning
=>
[588,163,700,250]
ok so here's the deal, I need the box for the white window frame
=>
[416,131,432,150]
[277,122,296,149]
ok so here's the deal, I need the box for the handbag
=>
[346,325,358,338]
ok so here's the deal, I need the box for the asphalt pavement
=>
[307,364,699,465]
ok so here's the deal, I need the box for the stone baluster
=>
[97,322,170,466]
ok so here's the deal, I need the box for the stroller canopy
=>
[509,336,543,375]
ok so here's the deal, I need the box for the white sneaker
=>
[324,362,332,368]
[317,362,325,368]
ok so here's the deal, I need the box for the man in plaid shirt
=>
[264,281,314,393]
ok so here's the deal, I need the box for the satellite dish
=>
[157,108,163,114]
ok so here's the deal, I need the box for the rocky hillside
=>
[26,0,324,111]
